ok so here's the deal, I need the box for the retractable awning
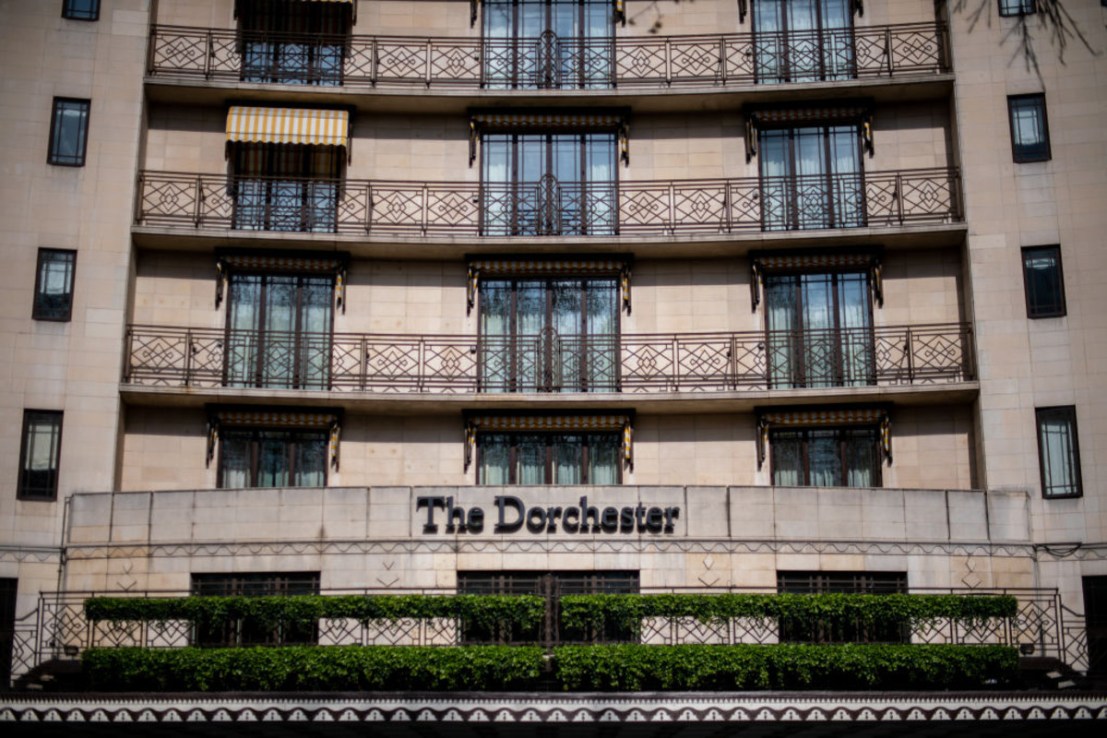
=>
[225,107,349,148]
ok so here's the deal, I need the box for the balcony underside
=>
[131,222,968,259]
[145,72,954,115]
[119,381,979,414]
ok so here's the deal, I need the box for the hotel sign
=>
[416,495,680,535]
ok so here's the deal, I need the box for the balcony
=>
[146,22,950,92]
[123,323,974,400]
[134,169,963,247]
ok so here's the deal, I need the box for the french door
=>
[479,277,619,392]
[753,0,855,83]
[225,272,333,389]
[760,125,864,230]
[483,0,613,88]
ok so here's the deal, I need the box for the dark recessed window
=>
[771,426,882,487]
[1008,94,1050,163]
[62,0,100,21]
[999,0,1036,16]
[47,98,91,166]
[477,432,622,484]
[191,572,320,646]
[777,571,908,643]
[33,249,76,321]
[1036,406,1082,499]
[218,428,328,488]
[1022,246,1066,318]
[18,411,63,501]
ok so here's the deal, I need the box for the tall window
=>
[47,98,90,166]
[1036,406,1082,498]
[1021,246,1066,318]
[62,0,99,21]
[478,431,621,484]
[33,249,76,321]
[1007,94,1050,162]
[777,571,907,642]
[482,132,616,236]
[218,428,328,488]
[759,124,863,230]
[459,571,638,644]
[480,277,618,392]
[483,0,613,89]
[764,270,873,388]
[232,144,341,232]
[191,572,320,646]
[238,0,350,85]
[225,271,334,389]
[771,426,881,487]
[18,411,63,501]
[753,0,855,83]
[999,0,1037,17]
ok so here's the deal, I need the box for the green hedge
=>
[559,594,1018,637]
[82,643,1018,692]
[83,645,545,692]
[553,644,1019,691]
[84,595,546,634]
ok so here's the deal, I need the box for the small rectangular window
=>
[18,411,63,501]
[1022,246,1066,318]
[477,432,622,485]
[219,428,328,488]
[33,249,76,321]
[1036,406,1082,499]
[771,426,882,487]
[999,0,1036,16]
[1008,94,1050,162]
[47,98,91,166]
[62,0,100,20]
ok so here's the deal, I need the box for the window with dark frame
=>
[777,570,908,643]
[752,0,855,84]
[237,0,351,86]
[458,571,639,644]
[479,276,619,392]
[1008,94,1050,162]
[232,143,341,232]
[62,0,99,21]
[481,131,617,236]
[477,430,621,485]
[999,0,1037,17]
[1036,406,1082,499]
[758,123,864,230]
[224,270,335,389]
[218,427,328,489]
[771,426,882,487]
[18,411,63,501]
[190,572,320,646]
[32,250,76,321]
[482,0,614,89]
[1021,246,1066,318]
[47,98,91,166]
[763,269,874,388]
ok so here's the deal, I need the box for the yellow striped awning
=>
[226,107,349,147]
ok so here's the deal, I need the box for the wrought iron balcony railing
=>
[146,22,950,88]
[134,169,963,236]
[123,323,974,394]
[9,586,1087,684]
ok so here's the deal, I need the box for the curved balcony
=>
[124,323,974,403]
[134,170,963,248]
[146,22,950,92]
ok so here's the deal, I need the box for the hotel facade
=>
[1,0,1107,721]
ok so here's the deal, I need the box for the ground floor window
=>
[777,570,907,643]
[458,571,639,644]
[771,426,881,487]
[190,572,320,646]
[478,431,621,484]
[1083,576,1107,677]
[209,408,340,489]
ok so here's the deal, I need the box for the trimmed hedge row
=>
[82,643,1018,692]
[554,644,1019,691]
[84,595,547,634]
[83,645,545,692]
[559,594,1019,636]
